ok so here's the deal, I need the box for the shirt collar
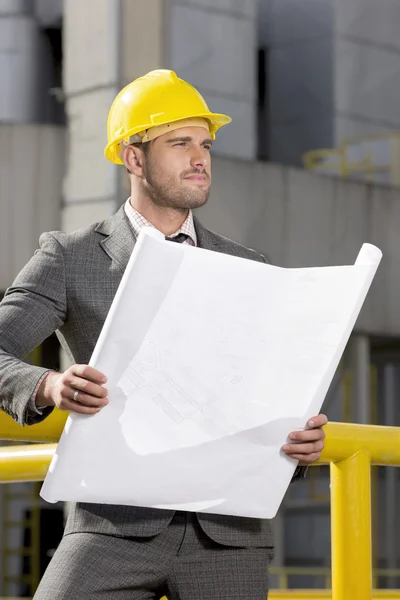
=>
[124,199,197,246]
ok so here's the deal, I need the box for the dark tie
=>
[165,233,189,244]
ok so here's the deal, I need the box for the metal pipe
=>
[0,444,56,482]
[2,413,400,465]
[1,423,400,599]
[321,422,400,466]
[2,415,400,465]
[331,450,372,600]
[269,592,400,599]
[0,409,67,442]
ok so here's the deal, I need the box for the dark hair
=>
[125,141,150,174]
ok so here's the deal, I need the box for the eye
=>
[174,142,187,147]
[204,145,212,151]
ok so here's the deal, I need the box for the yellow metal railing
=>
[303,130,400,187]
[270,567,331,590]
[269,593,400,599]
[269,567,400,591]
[1,412,400,599]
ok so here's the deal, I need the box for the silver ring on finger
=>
[73,389,79,402]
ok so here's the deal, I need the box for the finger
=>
[68,377,108,399]
[289,428,326,442]
[69,390,109,408]
[72,365,107,384]
[283,441,324,455]
[307,414,328,428]
[288,453,321,463]
[58,398,102,414]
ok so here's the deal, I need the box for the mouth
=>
[184,174,209,183]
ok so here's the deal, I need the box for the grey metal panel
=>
[0,124,65,290]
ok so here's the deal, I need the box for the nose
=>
[190,146,209,170]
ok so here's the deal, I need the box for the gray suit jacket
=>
[0,206,301,547]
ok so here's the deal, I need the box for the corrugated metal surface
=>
[0,124,65,290]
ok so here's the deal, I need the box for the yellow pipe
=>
[2,414,400,467]
[1,420,400,478]
[269,593,400,599]
[0,444,56,482]
[164,589,400,600]
[0,433,399,599]
[331,451,372,600]
[2,416,400,466]
[0,409,67,442]
[320,422,400,466]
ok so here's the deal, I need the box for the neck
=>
[129,193,189,237]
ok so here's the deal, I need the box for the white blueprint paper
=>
[40,229,382,518]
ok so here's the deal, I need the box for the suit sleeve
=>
[0,232,67,426]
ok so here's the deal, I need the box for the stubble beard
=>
[142,158,210,211]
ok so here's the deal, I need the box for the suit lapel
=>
[193,215,221,251]
[95,206,137,274]
[96,209,223,273]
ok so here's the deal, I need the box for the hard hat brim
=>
[105,112,232,165]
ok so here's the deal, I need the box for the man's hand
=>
[35,364,109,415]
[282,414,328,466]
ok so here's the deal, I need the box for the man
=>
[0,70,327,599]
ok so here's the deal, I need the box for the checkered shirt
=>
[124,199,197,246]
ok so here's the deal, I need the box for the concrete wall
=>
[260,0,400,165]
[198,158,398,336]
[0,124,64,290]
[334,0,400,141]
[62,0,121,231]
[168,0,258,160]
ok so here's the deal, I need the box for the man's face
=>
[140,126,212,210]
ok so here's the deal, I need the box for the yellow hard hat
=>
[104,69,232,165]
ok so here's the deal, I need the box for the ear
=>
[123,146,145,177]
